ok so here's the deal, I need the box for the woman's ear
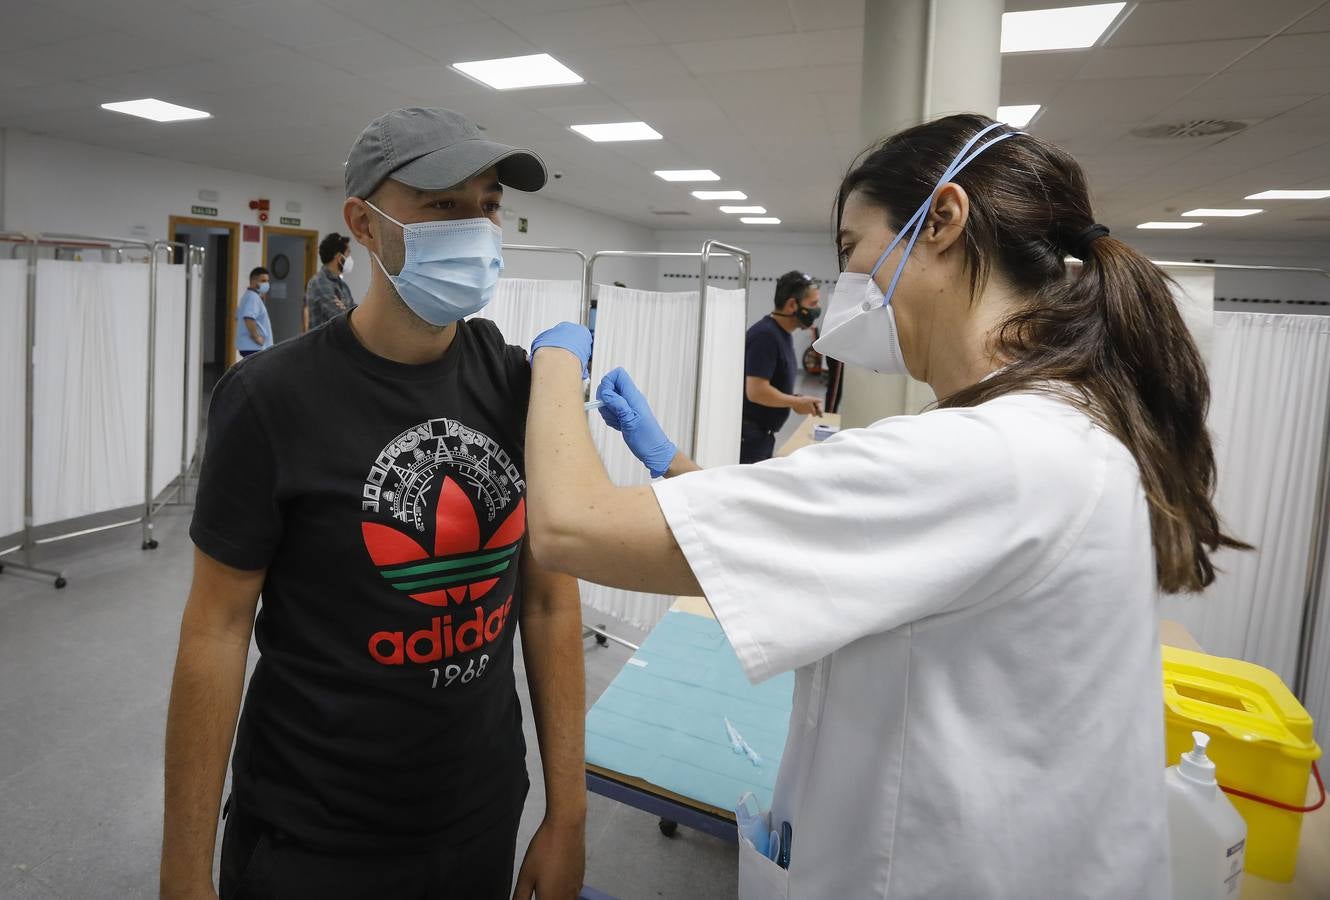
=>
[921,182,969,256]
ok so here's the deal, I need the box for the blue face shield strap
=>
[866,122,1026,306]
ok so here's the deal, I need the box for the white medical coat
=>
[652,391,1169,899]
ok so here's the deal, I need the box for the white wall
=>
[0,129,660,314]
[1,129,351,300]
[651,228,839,365]
[1126,235,1330,316]
[499,191,656,289]
[652,229,840,322]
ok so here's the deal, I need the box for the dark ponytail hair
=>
[837,113,1248,593]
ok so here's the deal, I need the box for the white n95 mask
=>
[813,121,1023,375]
[365,200,503,326]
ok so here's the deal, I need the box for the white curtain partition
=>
[474,278,582,353]
[582,284,746,629]
[0,260,27,541]
[32,259,150,525]
[1163,266,1216,364]
[1161,314,1330,695]
[1306,509,1330,747]
[150,263,203,498]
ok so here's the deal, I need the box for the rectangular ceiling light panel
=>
[100,98,211,122]
[1136,221,1203,229]
[719,206,766,214]
[996,104,1041,127]
[654,169,720,181]
[1001,3,1127,53]
[1181,208,1262,217]
[692,190,747,200]
[1245,189,1330,200]
[571,121,662,142]
[451,54,583,90]
[741,217,781,224]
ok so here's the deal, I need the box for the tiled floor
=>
[0,505,737,900]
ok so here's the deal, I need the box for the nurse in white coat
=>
[524,115,1246,899]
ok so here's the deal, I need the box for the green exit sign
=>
[190,205,218,217]
[279,216,301,226]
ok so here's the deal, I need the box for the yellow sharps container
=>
[1162,646,1324,882]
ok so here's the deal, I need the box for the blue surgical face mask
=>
[257,282,270,295]
[364,200,503,326]
[814,122,1023,374]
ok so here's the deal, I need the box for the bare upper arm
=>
[182,546,263,645]
[518,542,580,617]
[530,484,702,597]
[745,375,771,403]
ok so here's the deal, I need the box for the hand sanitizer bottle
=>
[1166,730,1247,898]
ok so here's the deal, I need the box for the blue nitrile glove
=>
[597,367,678,478]
[530,322,592,379]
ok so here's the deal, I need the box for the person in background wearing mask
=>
[304,231,356,330]
[740,270,823,463]
[235,266,272,358]
[161,108,585,900]
[523,114,1246,898]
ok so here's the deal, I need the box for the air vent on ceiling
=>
[651,210,690,216]
[1129,119,1248,140]
[1295,215,1330,222]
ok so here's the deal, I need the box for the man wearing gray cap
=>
[161,108,585,900]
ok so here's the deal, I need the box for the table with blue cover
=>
[584,601,795,842]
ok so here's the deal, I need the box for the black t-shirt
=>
[742,315,796,433]
[191,313,531,850]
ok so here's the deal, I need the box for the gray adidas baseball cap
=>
[344,107,547,199]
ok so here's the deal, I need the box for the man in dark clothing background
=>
[740,270,824,463]
[304,232,356,330]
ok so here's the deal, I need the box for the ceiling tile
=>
[0,3,119,51]
[1111,0,1330,44]
[306,36,441,77]
[1108,0,1323,45]
[1074,38,1260,79]
[123,9,273,60]
[394,18,535,63]
[1227,32,1330,71]
[786,0,864,31]
[206,0,382,50]
[1001,52,1087,87]
[800,28,863,63]
[671,33,804,74]
[561,43,692,84]
[632,0,796,43]
[1288,3,1330,32]
[367,65,490,100]
[318,0,491,34]
[1048,74,1210,124]
[503,3,657,51]
[484,0,622,14]
[4,32,195,82]
[619,97,730,128]
[535,100,636,126]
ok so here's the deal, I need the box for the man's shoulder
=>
[745,316,783,343]
[235,326,328,384]
[745,316,768,334]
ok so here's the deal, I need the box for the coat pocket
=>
[738,825,789,900]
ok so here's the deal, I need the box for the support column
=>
[839,0,1003,428]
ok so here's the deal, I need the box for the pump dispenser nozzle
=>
[1179,730,1218,785]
